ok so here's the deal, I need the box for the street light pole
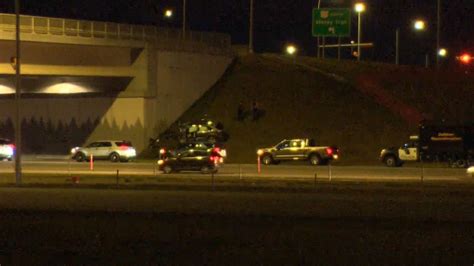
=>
[249,0,254,53]
[395,28,399,65]
[357,11,362,61]
[436,0,441,68]
[354,3,365,61]
[182,0,186,39]
[15,0,22,185]
[316,0,321,58]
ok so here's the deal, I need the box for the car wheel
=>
[109,153,120,163]
[201,165,211,174]
[384,156,397,167]
[261,155,273,165]
[75,152,85,162]
[309,154,321,165]
[163,165,173,174]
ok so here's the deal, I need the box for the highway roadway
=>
[0,157,471,182]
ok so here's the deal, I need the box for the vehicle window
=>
[87,142,100,148]
[195,143,208,149]
[115,141,132,147]
[290,140,302,148]
[276,140,290,150]
[178,151,190,158]
[100,142,112,147]
[403,141,417,148]
[194,150,209,157]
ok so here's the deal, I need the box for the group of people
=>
[237,100,262,121]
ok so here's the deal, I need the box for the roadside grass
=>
[1,176,473,264]
[156,54,473,164]
[0,170,472,190]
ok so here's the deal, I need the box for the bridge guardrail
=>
[0,13,232,56]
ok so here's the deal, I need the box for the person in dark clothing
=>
[252,100,259,121]
[237,101,245,121]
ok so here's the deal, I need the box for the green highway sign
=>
[312,8,351,37]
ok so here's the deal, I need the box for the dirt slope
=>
[162,54,473,164]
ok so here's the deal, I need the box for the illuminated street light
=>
[354,2,366,61]
[354,3,366,13]
[164,9,173,18]
[438,48,447,57]
[414,20,426,31]
[286,45,297,55]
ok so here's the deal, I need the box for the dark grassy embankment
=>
[161,54,473,164]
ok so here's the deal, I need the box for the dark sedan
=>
[158,149,222,174]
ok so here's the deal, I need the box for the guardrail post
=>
[239,164,242,182]
[314,172,317,188]
[116,169,119,187]
[211,172,215,191]
[328,164,332,182]
[420,159,424,183]
[257,156,261,174]
[90,154,94,171]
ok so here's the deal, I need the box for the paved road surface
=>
[0,157,470,182]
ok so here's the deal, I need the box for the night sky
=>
[2,0,473,65]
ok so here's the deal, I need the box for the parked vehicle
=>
[257,138,339,165]
[0,138,15,161]
[380,124,473,167]
[467,166,474,177]
[159,141,227,161]
[71,140,136,162]
[158,147,222,174]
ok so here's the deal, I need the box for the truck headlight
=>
[257,149,264,156]
[333,154,339,160]
[157,160,164,165]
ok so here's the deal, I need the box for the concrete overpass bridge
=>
[0,13,233,154]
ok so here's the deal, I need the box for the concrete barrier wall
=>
[154,51,233,130]
[0,40,132,66]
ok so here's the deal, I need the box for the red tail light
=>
[8,144,15,150]
[119,145,130,150]
[326,147,333,155]
[210,156,219,165]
